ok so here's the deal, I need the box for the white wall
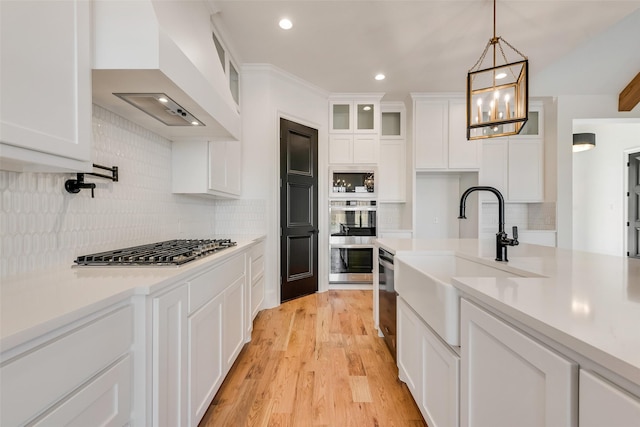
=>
[553,95,640,249]
[414,173,478,239]
[531,9,640,249]
[241,65,328,308]
[572,120,640,256]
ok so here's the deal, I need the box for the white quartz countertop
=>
[377,237,640,386]
[0,237,265,350]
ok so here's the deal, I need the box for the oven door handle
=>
[379,258,394,271]
[329,206,377,212]
[331,244,374,249]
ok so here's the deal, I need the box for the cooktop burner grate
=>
[74,239,237,267]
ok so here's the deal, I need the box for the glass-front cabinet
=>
[330,98,380,133]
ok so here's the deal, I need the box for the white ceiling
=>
[210,0,640,100]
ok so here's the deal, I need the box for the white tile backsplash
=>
[481,202,556,232]
[0,105,265,281]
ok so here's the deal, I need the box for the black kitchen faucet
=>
[458,186,519,262]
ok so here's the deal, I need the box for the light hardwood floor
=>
[199,290,427,427]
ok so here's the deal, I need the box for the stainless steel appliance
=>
[73,239,237,267]
[378,247,396,358]
[329,200,376,284]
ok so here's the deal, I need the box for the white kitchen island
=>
[376,237,640,427]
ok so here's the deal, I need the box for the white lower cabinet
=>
[32,356,132,427]
[398,297,459,427]
[579,370,640,427]
[188,293,224,427]
[0,304,133,426]
[223,276,245,368]
[460,298,577,427]
[181,251,246,427]
[153,284,189,427]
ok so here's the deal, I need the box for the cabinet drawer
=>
[189,253,245,313]
[31,355,132,426]
[0,305,133,426]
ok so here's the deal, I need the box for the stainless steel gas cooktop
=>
[73,239,237,267]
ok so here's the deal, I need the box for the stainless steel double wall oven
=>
[329,200,377,284]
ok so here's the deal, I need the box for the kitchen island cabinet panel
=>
[579,369,640,427]
[0,0,92,172]
[461,298,577,427]
[398,297,459,427]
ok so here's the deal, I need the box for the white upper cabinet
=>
[413,95,481,171]
[172,139,241,198]
[0,0,92,172]
[330,98,380,134]
[329,94,383,165]
[479,101,544,202]
[379,102,407,202]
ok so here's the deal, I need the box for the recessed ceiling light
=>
[375,73,386,81]
[158,97,168,103]
[495,72,507,79]
[279,18,292,30]
[363,106,371,111]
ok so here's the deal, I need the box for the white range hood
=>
[92,0,241,140]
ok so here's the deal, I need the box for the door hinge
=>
[627,192,630,197]
[627,252,630,257]
[280,178,282,187]
[627,222,630,227]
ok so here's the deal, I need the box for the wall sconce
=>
[466,0,528,140]
[573,133,596,152]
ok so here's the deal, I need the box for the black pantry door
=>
[280,118,319,302]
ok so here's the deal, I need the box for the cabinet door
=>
[208,141,241,196]
[397,298,423,400]
[330,101,352,133]
[223,276,245,369]
[353,134,378,164]
[579,370,640,427]
[421,320,460,427]
[461,299,577,427]
[329,134,354,164]
[479,140,508,201]
[209,141,227,192]
[414,100,448,169]
[448,99,480,169]
[32,356,132,427]
[0,0,91,168]
[225,141,242,195]
[355,102,377,133]
[378,140,406,202]
[508,140,543,201]
[153,285,189,427]
[188,293,224,427]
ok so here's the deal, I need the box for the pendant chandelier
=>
[467,0,528,140]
